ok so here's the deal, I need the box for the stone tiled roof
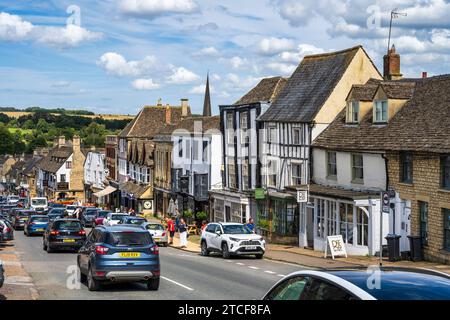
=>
[119,105,191,138]
[127,139,154,166]
[22,156,43,176]
[158,115,221,135]
[379,81,416,99]
[313,75,450,153]
[259,46,374,123]
[36,146,72,173]
[234,77,287,105]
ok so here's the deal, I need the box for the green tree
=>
[22,119,34,129]
[82,122,106,147]
[12,132,26,154]
[26,134,48,153]
[0,124,14,154]
[36,118,49,132]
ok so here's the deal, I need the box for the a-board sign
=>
[324,235,348,259]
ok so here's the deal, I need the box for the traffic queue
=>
[0,194,163,291]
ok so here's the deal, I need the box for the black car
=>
[12,210,34,230]
[47,208,67,221]
[80,207,100,227]
[43,219,87,253]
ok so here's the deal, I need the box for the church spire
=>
[203,71,211,116]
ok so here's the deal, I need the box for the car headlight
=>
[229,237,240,242]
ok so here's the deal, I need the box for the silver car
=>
[142,222,168,247]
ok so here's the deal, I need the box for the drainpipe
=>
[381,153,389,191]
[380,153,389,266]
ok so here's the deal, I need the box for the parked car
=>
[42,219,86,253]
[7,195,20,205]
[77,225,160,291]
[0,218,14,241]
[0,259,4,288]
[200,222,266,259]
[94,210,112,226]
[263,268,450,300]
[142,222,168,247]
[12,210,34,230]
[80,207,100,227]
[103,213,129,226]
[119,216,147,225]
[24,215,50,236]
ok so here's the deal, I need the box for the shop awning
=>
[93,186,117,198]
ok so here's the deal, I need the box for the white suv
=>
[201,222,266,259]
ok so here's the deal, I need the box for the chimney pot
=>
[383,44,402,81]
[165,104,172,125]
[422,71,428,78]
[181,99,189,117]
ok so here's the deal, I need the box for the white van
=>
[30,197,48,212]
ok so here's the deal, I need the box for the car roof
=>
[286,267,450,300]
[30,215,49,218]
[97,225,146,232]
[217,222,243,226]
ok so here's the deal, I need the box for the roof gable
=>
[234,77,287,105]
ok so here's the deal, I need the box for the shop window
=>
[327,201,337,237]
[356,208,368,246]
[316,199,325,239]
[273,200,298,236]
[214,199,224,222]
[420,201,428,246]
[339,203,354,244]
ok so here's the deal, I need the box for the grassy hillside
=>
[2,111,135,120]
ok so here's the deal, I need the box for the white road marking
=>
[264,270,276,274]
[225,260,233,263]
[277,274,285,277]
[161,276,194,291]
[236,262,245,266]
[248,266,260,270]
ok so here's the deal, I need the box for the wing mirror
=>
[215,230,222,236]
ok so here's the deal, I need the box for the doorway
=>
[225,206,231,222]
[306,207,314,248]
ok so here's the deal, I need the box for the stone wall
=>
[388,151,450,264]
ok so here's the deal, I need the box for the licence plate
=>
[36,228,44,232]
[63,239,76,243]
[246,246,257,250]
[154,237,160,241]
[119,252,141,258]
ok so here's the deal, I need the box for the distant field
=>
[1,111,135,120]
[8,127,33,135]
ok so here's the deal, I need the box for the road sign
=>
[324,235,348,259]
[297,190,308,203]
[381,191,390,213]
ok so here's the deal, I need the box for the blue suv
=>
[77,225,160,291]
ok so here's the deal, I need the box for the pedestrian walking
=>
[166,216,175,245]
[178,218,188,248]
[201,220,208,232]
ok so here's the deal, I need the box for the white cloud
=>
[226,73,261,91]
[167,67,200,84]
[51,81,71,88]
[223,56,248,69]
[266,62,296,75]
[189,84,215,94]
[131,78,160,90]
[211,73,221,81]
[119,0,199,18]
[279,44,325,63]
[193,46,220,58]
[97,52,159,77]
[0,12,34,41]
[0,12,102,47]
[36,24,102,48]
[258,37,295,55]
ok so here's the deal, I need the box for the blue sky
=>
[1,0,449,115]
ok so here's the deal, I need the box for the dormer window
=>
[374,100,388,123]
[347,101,359,123]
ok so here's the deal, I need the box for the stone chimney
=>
[58,136,65,147]
[181,99,189,117]
[165,104,171,124]
[422,71,428,78]
[72,135,81,152]
[383,45,402,80]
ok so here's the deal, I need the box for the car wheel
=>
[87,266,101,291]
[222,243,230,259]
[255,254,264,259]
[201,241,209,256]
[77,259,87,284]
[46,244,53,253]
[147,277,160,290]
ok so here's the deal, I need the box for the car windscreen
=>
[111,215,127,220]
[31,217,49,223]
[334,271,450,300]
[66,206,76,210]
[53,221,82,230]
[31,199,47,206]
[105,232,152,247]
[98,211,110,217]
[84,210,98,216]
[223,224,251,234]
[146,224,164,231]
[123,218,146,225]
[18,212,31,217]
[50,209,65,214]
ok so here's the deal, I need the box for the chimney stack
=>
[165,104,171,124]
[72,135,81,152]
[181,99,189,117]
[58,136,65,148]
[422,71,428,78]
[383,45,402,81]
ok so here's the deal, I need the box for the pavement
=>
[8,228,305,300]
[0,238,39,300]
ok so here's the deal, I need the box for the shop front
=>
[120,181,153,215]
[210,189,253,223]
